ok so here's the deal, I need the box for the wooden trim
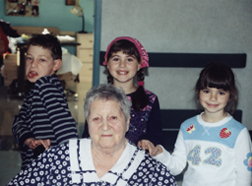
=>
[11,26,60,36]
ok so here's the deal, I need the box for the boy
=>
[12,34,78,170]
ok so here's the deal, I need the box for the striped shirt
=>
[12,74,78,169]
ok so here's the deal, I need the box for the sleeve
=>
[7,148,52,185]
[12,99,34,148]
[139,96,164,146]
[234,128,252,186]
[39,81,78,143]
[151,161,177,185]
[154,130,187,176]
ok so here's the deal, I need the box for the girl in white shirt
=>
[154,62,252,186]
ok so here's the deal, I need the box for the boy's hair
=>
[26,34,62,60]
[106,39,149,111]
[195,62,239,114]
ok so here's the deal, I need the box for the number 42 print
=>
[187,145,222,167]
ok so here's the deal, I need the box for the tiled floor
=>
[0,80,183,186]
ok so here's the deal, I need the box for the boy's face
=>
[25,45,61,83]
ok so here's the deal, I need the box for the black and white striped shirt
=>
[12,74,78,169]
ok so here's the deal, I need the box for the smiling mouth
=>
[207,103,219,107]
[27,71,38,78]
[117,71,128,75]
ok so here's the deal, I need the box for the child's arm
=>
[12,104,34,148]
[38,80,78,144]
[154,130,187,176]
[137,139,157,156]
[234,128,252,186]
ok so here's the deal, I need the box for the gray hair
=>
[84,84,132,122]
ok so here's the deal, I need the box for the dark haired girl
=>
[82,36,163,155]
[154,62,252,185]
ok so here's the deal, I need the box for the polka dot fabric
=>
[128,155,177,185]
[7,139,177,186]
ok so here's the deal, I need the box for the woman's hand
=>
[137,139,158,156]
[24,138,51,150]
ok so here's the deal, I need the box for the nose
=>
[210,92,217,100]
[119,60,126,67]
[30,59,38,67]
[101,120,110,131]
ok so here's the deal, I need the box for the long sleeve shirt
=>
[154,113,252,186]
[12,74,78,169]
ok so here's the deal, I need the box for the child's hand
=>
[24,138,51,150]
[24,138,37,149]
[137,139,158,156]
[153,145,163,156]
[34,139,51,150]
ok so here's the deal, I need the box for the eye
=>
[92,117,100,122]
[127,55,136,62]
[39,58,46,62]
[26,56,32,61]
[127,57,133,62]
[202,89,209,93]
[110,116,117,121]
[111,57,119,62]
[218,90,227,95]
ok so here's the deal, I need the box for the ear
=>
[53,59,62,71]
[138,58,143,71]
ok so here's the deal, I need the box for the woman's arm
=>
[7,145,57,185]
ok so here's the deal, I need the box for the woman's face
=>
[88,99,129,151]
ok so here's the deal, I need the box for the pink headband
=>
[103,36,149,69]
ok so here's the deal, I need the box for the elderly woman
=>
[7,84,177,185]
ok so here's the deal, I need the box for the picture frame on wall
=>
[65,0,75,5]
[5,0,39,17]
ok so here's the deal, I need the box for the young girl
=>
[82,36,163,155]
[154,62,252,186]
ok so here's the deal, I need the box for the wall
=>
[0,0,94,33]
[98,0,252,129]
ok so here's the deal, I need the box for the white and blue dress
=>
[7,139,177,186]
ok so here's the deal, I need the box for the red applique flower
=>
[220,128,231,138]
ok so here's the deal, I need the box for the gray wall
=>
[98,0,252,129]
